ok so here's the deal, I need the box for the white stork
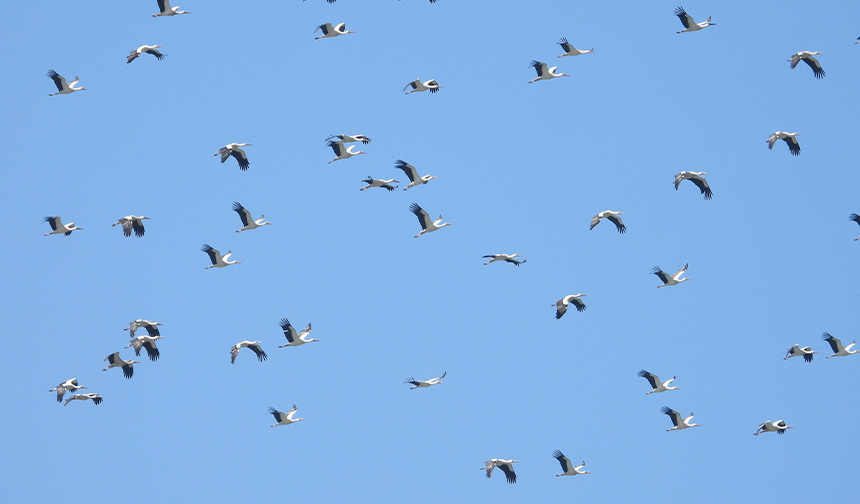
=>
[662,407,701,431]
[231,341,267,364]
[409,203,452,238]
[848,214,860,240]
[326,134,371,145]
[674,6,715,33]
[403,78,442,94]
[327,140,366,163]
[127,45,165,64]
[590,210,626,233]
[557,38,594,57]
[102,352,139,379]
[653,263,690,288]
[394,160,437,190]
[215,143,252,171]
[278,318,318,348]
[268,405,304,427]
[638,370,680,395]
[314,22,355,39]
[822,332,859,358]
[767,132,801,156]
[360,176,399,192]
[674,171,712,200]
[785,344,817,363]
[553,450,590,477]
[50,378,86,403]
[482,459,518,484]
[46,70,87,96]
[124,319,163,338]
[789,51,825,79]
[754,420,794,436]
[43,216,83,236]
[64,393,103,406]
[125,335,164,361]
[202,244,240,269]
[404,371,446,389]
[528,60,569,83]
[232,202,272,232]
[483,254,526,266]
[112,216,150,237]
[153,0,190,17]
[553,294,586,319]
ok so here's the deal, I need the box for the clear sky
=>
[4,1,860,502]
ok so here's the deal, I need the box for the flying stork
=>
[394,160,437,190]
[102,352,140,379]
[127,45,165,64]
[662,407,701,431]
[405,371,446,389]
[638,370,680,395]
[326,134,371,145]
[124,319,163,338]
[231,341,267,364]
[215,143,252,171]
[553,294,587,319]
[767,132,801,156]
[112,216,150,237]
[754,420,794,436]
[674,171,712,200]
[314,22,355,39]
[789,51,825,79]
[327,140,366,163]
[268,405,304,427]
[64,393,103,406]
[590,210,626,233]
[482,459,518,484]
[125,334,164,361]
[653,263,690,288]
[232,202,272,232]
[409,203,452,238]
[43,216,83,236]
[403,78,442,94]
[360,176,399,191]
[552,450,590,476]
[849,214,860,240]
[822,332,859,358]
[202,244,240,269]
[50,378,86,403]
[557,38,594,57]
[785,344,817,363]
[528,60,569,83]
[46,70,87,96]
[674,6,715,33]
[153,0,190,16]
[483,254,526,266]
[278,318,318,348]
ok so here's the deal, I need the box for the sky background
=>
[3,1,860,502]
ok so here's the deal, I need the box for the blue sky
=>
[4,1,860,502]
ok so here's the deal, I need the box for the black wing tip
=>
[674,5,686,15]
[201,243,212,251]
[849,213,860,222]
[552,449,565,459]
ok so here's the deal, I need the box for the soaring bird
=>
[528,60,569,83]
[64,393,103,406]
[232,202,272,232]
[394,160,437,190]
[153,0,190,17]
[849,213,860,241]
[653,264,690,288]
[483,254,526,266]
[112,216,150,237]
[553,294,587,319]
[557,38,593,57]
[662,407,701,431]
[552,450,590,476]
[127,45,165,64]
[822,332,859,358]
[328,140,366,163]
[102,352,139,379]
[231,341,267,364]
[638,370,680,395]
[268,405,304,427]
[215,143,252,171]
[125,335,164,361]
[674,171,712,200]
[754,420,794,436]
[360,176,399,192]
[50,378,86,403]
[326,134,371,145]
[314,22,355,39]
[409,203,452,238]
[278,318,318,348]
[405,371,446,389]
[46,70,87,96]
[124,319,163,338]
[202,244,240,269]
[789,51,824,79]
[590,210,626,233]
[482,459,518,484]
[766,132,801,156]
[674,6,715,33]
[403,78,442,94]
[43,216,83,236]
[785,344,817,363]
